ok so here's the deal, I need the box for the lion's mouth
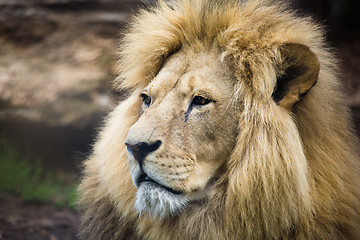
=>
[137,172,182,195]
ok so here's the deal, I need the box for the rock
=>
[0,0,142,128]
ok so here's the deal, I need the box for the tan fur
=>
[78,0,360,239]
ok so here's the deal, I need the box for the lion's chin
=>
[135,182,189,218]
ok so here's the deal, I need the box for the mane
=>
[79,0,360,239]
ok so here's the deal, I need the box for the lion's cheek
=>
[183,160,220,192]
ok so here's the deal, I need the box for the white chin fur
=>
[135,182,189,218]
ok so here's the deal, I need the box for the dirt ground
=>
[0,194,79,240]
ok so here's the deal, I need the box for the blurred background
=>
[0,0,358,239]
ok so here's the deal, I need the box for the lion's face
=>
[125,49,238,217]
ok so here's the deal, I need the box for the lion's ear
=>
[272,43,320,109]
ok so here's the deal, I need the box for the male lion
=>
[78,0,360,239]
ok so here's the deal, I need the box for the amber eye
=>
[192,96,211,106]
[140,93,151,106]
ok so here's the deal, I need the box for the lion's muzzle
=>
[125,139,183,194]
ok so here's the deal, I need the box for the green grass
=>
[0,136,78,209]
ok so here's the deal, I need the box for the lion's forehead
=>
[147,50,233,102]
[149,56,188,92]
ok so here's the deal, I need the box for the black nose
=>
[125,140,161,167]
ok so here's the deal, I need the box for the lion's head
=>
[125,49,238,217]
[79,0,360,239]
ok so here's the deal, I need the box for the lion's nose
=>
[125,140,162,167]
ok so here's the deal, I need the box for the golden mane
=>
[78,0,360,239]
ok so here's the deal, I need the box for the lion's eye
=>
[141,93,151,106]
[192,96,211,106]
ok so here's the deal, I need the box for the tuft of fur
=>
[134,183,189,218]
[78,0,360,239]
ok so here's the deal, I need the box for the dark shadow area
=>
[0,119,97,176]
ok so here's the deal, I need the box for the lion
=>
[78,0,360,239]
